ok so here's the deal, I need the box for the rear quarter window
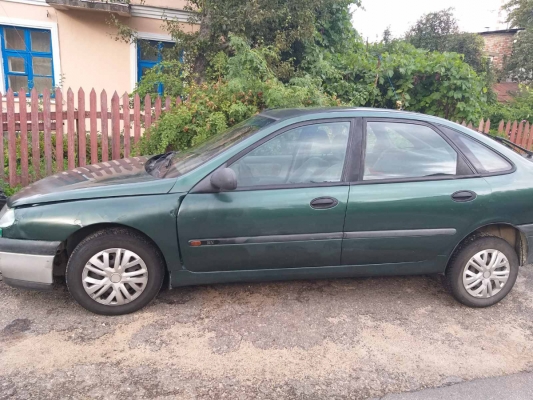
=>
[442,127,513,174]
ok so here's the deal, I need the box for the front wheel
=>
[446,236,519,308]
[66,228,165,315]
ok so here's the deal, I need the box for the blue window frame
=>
[0,25,55,94]
[137,39,176,96]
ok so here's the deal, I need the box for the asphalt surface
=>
[1,266,533,400]
[376,372,533,400]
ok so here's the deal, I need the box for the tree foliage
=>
[503,0,533,84]
[486,86,533,123]
[137,36,339,155]
[131,2,492,154]
[405,8,490,76]
[504,0,533,28]
[163,0,359,81]
[406,8,459,52]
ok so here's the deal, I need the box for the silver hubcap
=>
[82,248,148,306]
[462,249,510,298]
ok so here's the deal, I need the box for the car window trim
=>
[353,118,478,185]
[437,124,517,177]
[192,118,358,193]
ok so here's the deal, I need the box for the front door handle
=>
[452,190,477,202]
[310,197,339,209]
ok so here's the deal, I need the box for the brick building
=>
[479,28,523,70]
[479,28,524,102]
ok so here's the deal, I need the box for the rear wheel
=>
[66,228,165,315]
[446,236,519,308]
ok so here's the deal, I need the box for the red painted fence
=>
[1,87,183,187]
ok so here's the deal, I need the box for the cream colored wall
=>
[0,1,196,104]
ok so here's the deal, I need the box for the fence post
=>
[31,88,40,180]
[19,89,29,187]
[123,92,131,158]
[43,90,52,176]
[90,89,98,164]
[6,89,17,186]
[523,122,531,148]
[55,88,64,172]
[154,96,162,122]
[144,94,152,138]
[101,90,109,162]
[483,119,490,134]
[78,88,86,167]
[111,91,120,160]
[510,121,518,142]
[133,93,141,144]
[517,121,525,146]
[498,120,505,134]
[478,119,484,132]
[504,121,511,138]
[67,88,76,170]
[527,123,533,151]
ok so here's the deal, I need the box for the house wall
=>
[480,31,516,70]
[0,0,196,103]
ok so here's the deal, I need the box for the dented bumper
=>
[0,238,60,290]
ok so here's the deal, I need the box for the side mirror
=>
[210,167,237,191]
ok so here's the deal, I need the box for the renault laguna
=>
[0,108,532,315]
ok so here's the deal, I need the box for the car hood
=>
[9,157,177,207]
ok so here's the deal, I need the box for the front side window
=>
[364,122,458,180]
[159,115,276,178]
[230,121,350,188]
[0,26,54,93]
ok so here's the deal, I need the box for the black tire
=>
[446,236,519,308]
[66,228,165,315]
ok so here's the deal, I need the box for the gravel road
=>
[1,267,533,399]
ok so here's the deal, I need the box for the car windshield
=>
[147,115,276,178]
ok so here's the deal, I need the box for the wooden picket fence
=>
[459,118,533,150]
[0,87,183,187]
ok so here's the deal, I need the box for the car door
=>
[341,119,492,273]
[177,119,355,272]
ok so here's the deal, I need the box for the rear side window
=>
[443,128,512,174]
[364,122,458,180]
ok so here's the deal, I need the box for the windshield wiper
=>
[483,133,533,158]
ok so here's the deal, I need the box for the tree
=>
[405,8,490,76]
[503,0,533,84]
[382,26,393,44]
[163,0,360,81]
[406,8,458,52]
[504,0,533,28]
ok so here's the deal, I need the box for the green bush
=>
[484,86,533,124]
[136,36,339,155]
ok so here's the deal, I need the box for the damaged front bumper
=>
[0,238,60,290]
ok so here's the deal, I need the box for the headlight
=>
[0,206,15,228]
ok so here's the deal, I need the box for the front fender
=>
[4,193,186,273]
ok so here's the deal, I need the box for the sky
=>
[351,0,509,42]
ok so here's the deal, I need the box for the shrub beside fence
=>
[1,87,183,188]
[2,86,533,190]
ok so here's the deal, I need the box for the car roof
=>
[260,107,427,121]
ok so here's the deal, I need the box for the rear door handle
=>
[310,197,339,209]
[451,190,477,202]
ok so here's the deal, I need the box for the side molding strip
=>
[343,228,457,239]
[189,229,457,246]
[189,232,343,246]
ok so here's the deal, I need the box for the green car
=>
[1,108,532,315]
